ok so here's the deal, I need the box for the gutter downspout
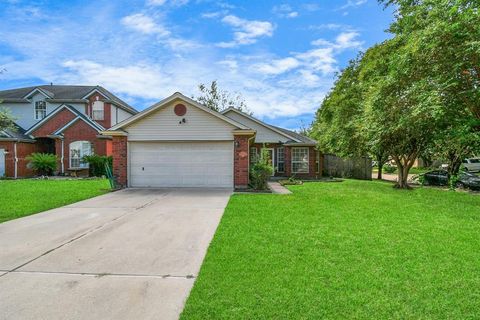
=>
[14,142,18,179]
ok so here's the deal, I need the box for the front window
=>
[277,147,285,173]
[292,147,309,173]
[92,101,104,120]
[35,101,47,120]
[70,141,92,168]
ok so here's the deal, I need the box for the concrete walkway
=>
[268,181,292,194]
[0,188,232,320]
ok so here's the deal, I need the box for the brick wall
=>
[112,136,128,187]
[87,93,111,128]
[287,146,319,178]
[59,120,108,173]
[234,134,252,188]
[0,141,39,177]
[31,108,76,137]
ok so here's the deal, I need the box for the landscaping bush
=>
[83,155,113,177]
[26,153,58,176]
[383,164,396,174]
[249,148,273,190]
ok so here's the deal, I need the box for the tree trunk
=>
[393,154,416,189]
[377,163,383,180]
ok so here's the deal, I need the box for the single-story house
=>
[103,92,321,189]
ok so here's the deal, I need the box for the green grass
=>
[182,180,480,319]
[0,178,110,223]
[373,167,430,175]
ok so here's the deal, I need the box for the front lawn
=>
[182,180,480,319]
[0,178,110,223]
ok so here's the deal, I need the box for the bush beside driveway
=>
[0,178,110,223]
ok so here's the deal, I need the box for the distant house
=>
[0,85,137,177]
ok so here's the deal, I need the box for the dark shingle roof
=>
[0,123,34,141]
[271,125,317,144]
[0,85,137,114]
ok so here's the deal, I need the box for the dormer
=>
[82,88,111,128]
[23,87,53,121]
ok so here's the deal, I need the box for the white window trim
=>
[291,147,309,174]
[69,141,92,169]
[277,147,285,173]
[92,101,105,121]
[34,101,47,120]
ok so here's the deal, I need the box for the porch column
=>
[285,146,292,176]
[112,135,128,187]
[233,131,255,189]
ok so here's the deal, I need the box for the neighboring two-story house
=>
[0,85,137,177]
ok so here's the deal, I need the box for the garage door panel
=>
[129,142,234,188]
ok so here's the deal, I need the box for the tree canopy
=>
[311,0,480,188]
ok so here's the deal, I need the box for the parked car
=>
[419,170,480,190]
[462,158,480,172]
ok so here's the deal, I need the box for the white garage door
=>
[129,142,234,188]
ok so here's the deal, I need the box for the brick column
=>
[285,146,292,177]
[233,134,253,189]
[112,136,128,187]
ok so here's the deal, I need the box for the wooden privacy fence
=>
[322,154,372,180]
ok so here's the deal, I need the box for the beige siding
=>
[126,102,236,141]
[223,110,289,143]
[111,106,134,126]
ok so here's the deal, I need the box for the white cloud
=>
[272,4,299,19]
[339,0,367,10]
[253,57,300,75]
[147,0,189,6]
[311,31,363,50]
[217,15,274,48]
[121,13,170,36]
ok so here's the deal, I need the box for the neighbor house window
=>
[277,147,285,173]
[70,141,92,168]
[35,101,47,120]
[92,101,104,120]
[292,147,309,173]
[250,147,258,163]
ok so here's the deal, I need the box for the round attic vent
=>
[174,104,187,116]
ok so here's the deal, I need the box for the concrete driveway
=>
[0,188,231,320]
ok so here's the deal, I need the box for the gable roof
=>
[108,92,251,131]
[222,107,316,145]
[0,123,35,142]
[25,104,104,135]
[0,85,137,114]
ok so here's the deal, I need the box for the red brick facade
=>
[112,136,128,187]
[86,93,111,129]
[31,108,76,137]
[0,141,39,177]
[251,144,320,178]
[234,134,254,188]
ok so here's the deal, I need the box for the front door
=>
[263,148,275,176]
[0,149,5,177]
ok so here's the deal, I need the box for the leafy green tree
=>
[193,80,252,114]
[0,105,16,132]
[381,0,480,176]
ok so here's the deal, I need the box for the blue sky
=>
[0,0,393,129]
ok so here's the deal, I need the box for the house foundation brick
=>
[233,134,253,189]
[112,136,128,187]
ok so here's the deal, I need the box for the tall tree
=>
[0,105,16,132]
[381,0,480,175]
[193,80,252,114]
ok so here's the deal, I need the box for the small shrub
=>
[383,164,396,174]
[83,155,113,177]
[26,153,58,176]
[250,148,273,190]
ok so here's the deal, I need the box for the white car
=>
[463,158,480,172]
